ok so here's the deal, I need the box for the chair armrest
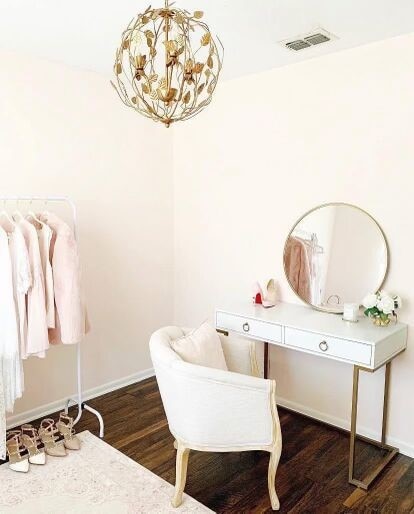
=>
[155,360,276,449]
[218,333,260,377]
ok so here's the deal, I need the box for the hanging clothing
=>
[33,222,55,329]
[0,370,5,460]
[7,223,31,400]
[18,220,49,358]
[40,212,89,344]
[284,236,312,303]
[0,219,31,401]
[0,226,20,412]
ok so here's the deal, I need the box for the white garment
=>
[18,220,49,358]
[0,227,20,412]
[37,224,55,329]
[0,369,5,460]
[7,224,31,400]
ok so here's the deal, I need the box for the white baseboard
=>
[7,367,155,429]
[7,369,413,459]
[277,396,414,458]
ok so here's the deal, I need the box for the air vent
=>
[304,33,330,45]
[286,40,311,51]
[280,28,337,52]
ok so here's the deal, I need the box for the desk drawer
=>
[284,327,372,365]
[216,311,282,343]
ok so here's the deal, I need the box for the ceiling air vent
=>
[281,28,337,52]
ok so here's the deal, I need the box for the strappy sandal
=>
[6,431,29,473]
[56,413,81,450]
[38,419,67,457]
[21,424,46,465]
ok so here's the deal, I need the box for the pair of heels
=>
[6,413,81,473]
[39,414,81,456]
[6,425,46,473]
[252,278,278,308]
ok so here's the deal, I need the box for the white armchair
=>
[149,326,282,511]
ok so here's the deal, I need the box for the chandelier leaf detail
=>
[111,1,223,127]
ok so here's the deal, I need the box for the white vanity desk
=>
[215,301,408,490]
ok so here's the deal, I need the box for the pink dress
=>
[18,219,49,358]
[40,213,89,344]
[39,224,55,329]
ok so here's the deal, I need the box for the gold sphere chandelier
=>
[111,1,223,127]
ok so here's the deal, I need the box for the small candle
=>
[343,303,359,322]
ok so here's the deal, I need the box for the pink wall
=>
[0,50,173,420]
[173,33,414,456]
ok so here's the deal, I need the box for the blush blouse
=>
[18,219,49,358]
[40,212,89,344]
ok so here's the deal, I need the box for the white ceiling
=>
[0,0,414,79]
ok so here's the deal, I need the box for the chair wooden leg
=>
[172,443,190,508]
[268,445,281,511]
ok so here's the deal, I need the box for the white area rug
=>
[0,430,213,513]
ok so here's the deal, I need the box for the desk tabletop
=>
[216,301,407,346]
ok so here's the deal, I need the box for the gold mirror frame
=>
[283,202,389,314]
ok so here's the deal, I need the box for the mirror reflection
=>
[283,204,388,313]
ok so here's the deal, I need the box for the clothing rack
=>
[293,229,324,254]
[1,196,104,438]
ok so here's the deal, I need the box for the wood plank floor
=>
[12,377,414,513]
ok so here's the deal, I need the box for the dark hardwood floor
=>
[16,377,414,513]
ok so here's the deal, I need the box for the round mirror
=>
[283,203,388,313]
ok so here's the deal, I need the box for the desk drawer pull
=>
[242,322,250,333]
[319,341,329,352]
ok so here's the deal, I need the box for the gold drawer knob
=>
[319,340,329,352]
[242,322,250,333]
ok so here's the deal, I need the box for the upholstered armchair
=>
[149,327,282,511]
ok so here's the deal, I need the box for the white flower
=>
[363,293,378,309]
[377,295,395,315]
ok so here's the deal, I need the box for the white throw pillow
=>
[171,322,228,371]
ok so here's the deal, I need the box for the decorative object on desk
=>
[283,203,388,314]
[363,291,402,326]
[342,302,360,323]
[111,0,223,127]
[252,279,277,308]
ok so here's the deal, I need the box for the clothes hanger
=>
[26,199,46,229]
[11,199,24,222]
[0,200,16,230]
[40,199,50,219]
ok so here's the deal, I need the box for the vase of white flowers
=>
[362,291,402,326]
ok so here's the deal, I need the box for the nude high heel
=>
[38,419,67,457]
[21,424,46,465]
[6,431,30,473]
[56,413,81,450]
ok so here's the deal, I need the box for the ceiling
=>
[0,0,413,79]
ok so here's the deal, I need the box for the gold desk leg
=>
[349,361,399,490]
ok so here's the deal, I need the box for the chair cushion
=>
[170,322,228,371]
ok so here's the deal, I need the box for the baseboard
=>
[7,370,413,459]
[276,396,414,458]
[6,367,155,429]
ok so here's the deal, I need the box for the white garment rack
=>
[1,196,104,438]
[292,229,324,254]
